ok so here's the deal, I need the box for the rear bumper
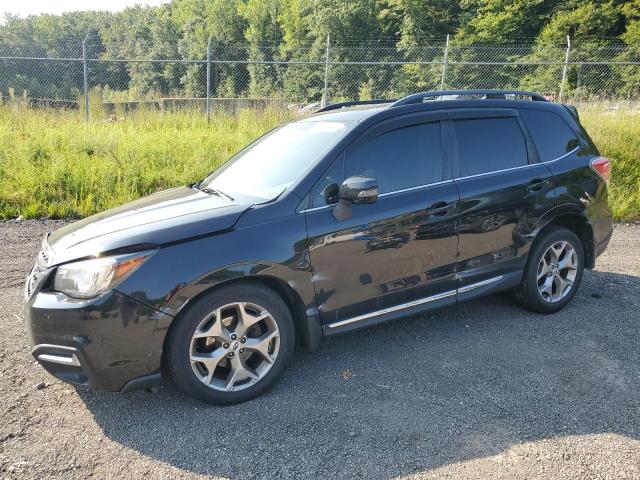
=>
[595,225,613,259]
[25,289,173,392]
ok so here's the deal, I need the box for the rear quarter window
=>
[519,109,580,162]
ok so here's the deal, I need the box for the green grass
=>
[0,106,292,218]
[579,106,640,221]
[0,104,638,220]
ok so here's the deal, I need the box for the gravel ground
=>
[1,219,639,479]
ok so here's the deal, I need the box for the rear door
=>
[305,112,460,329]
[447,108,557,298]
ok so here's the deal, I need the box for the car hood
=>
[46,186,251,265]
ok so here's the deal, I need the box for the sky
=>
[1,0,170,17]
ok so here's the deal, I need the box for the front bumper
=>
[25,288,173,392]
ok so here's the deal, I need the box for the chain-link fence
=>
[1,34,639,120]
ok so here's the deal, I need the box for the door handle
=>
[527,178,549,191]
[426,201,450,216]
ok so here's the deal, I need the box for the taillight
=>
[590,156,611,184]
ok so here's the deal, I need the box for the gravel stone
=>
[1,219,639,479]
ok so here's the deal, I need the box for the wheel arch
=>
[162,270,323,360]
[532,209,595,269]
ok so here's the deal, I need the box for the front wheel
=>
[165,282,295,405]
[517,227,584,314]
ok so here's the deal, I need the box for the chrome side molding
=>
[328,289,456,329]
[327,275,503,329]
[458,275,503,293]
[299,180,454,214]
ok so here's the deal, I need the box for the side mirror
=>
[339,176,378,205]
[333,176,378,221]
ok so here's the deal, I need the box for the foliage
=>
[456,0,560,43]
[618,1,640,93]
[580,105,640,221]
[0,104,638,221]
[1,1,640,103]
[0,105,291,218]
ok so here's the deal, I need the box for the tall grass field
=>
[0,104,638,220]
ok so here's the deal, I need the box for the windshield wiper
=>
[198,185,234,201]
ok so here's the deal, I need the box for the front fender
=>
[114,205,319,346]
[161,259,316,318]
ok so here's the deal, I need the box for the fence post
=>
[322,34,330,107]
[206,36,212,123]
[82,33,90,122]
[559,35,571,103]
[440,34,450,91]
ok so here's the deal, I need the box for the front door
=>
[305,114,460,330]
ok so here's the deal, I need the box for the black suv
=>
[25,90,613,404]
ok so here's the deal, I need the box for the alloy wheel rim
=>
[536,240,578,303]
[189,302,280,392]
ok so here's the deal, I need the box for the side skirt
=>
[322,271,521,336]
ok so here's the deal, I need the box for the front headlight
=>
[53,251,155,299]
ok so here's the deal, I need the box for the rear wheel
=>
[166,282,295,405]
[517,227,584,314]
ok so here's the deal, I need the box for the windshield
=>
[199,120,350,200]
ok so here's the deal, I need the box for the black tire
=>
[165,282,295,405]
[517,226,584,314]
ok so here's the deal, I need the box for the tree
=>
[172,0,247,97]
[522,2,624,97]
[1,0,639,104]
[0,11,111,100]
[99,5,182,99]
[239,0,285,97]
[381,0,460,43]
[305,0,391,100]
[617,1,640,95]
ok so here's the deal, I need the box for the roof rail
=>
[316,99,394,113]
[391,89,549,107]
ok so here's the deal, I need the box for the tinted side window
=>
[519,109,580,162]
[345,122,442,194]
[454,117,528,177]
